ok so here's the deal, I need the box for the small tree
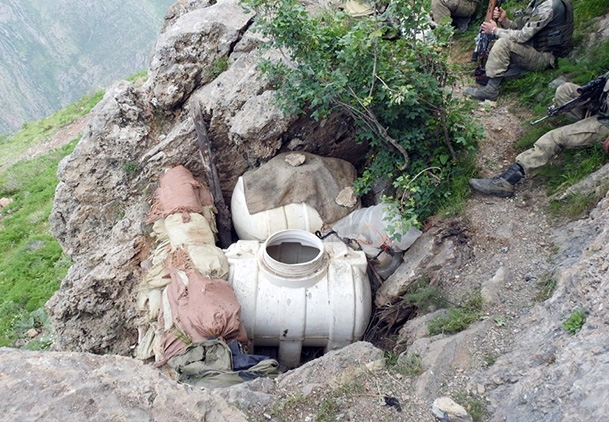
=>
[241,0,480,233]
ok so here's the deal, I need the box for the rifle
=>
[530,75,608,125]
[472,0,504,83]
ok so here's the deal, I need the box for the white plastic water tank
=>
[224,229,372,368]
[230,176,324,241]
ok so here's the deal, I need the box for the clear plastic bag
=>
[332,204,422,258]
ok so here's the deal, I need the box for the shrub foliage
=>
[241,0,480,231]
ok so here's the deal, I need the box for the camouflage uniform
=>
[469,74,609,198]
[431,0,480,25]
[486,0,559,78]
[516,78,609,173]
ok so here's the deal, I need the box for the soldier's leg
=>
[554,82,586,121]
[431,0,455,23]
[516,117,609,173]
[465,39,514,101]
[485,39,555,78]
[451,0,477,18]
[470,117,609,197]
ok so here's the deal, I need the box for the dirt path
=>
[3,114,90,171]
[420,87,559,410]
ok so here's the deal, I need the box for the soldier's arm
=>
[494,0,553,43]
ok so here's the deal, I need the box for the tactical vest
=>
[515,0,574,56]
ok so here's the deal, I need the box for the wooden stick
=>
[190,102,233,248]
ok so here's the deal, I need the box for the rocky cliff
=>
[46,0,364,355]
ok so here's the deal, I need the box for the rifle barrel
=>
[530,115,549,126]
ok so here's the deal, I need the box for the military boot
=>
[469,163,524,198]
[464,77,502,101]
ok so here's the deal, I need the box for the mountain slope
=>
[0,0,174,134]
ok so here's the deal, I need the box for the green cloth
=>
[181,359,282,389]
[167,339,281,389]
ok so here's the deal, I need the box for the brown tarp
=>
[242,152,358,225]
[157,269,250,364]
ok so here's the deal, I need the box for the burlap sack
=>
[242,152,359,225]
[147,165,215,223]
[157,269,249,364]
[164,213,216,247]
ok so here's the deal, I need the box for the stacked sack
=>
[135,165,248,364]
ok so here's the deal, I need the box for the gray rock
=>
[475,193,609,421]
[0,348,247,421]
[374,221,464,306]
[144,0,254,110]
[394,309,448,352]
[215,342,385,409]
[47,0,364,356]
[408,320,494,400]
[40,0,609,420]
[431,396,472,422]
[480,266,507,305]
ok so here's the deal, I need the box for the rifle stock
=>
[483,0,500,25]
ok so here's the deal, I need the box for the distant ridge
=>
[0,0,174,134]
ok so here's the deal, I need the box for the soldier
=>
[465,0,574,101]
[431,0,481,32]
[469,73,609,198]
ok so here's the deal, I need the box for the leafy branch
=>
[241,0,480,226]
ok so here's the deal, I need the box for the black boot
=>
[452,17,471,33]
[469,164,524,198]
[465,77,502,101]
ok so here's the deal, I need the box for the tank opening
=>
[266,241,321,264]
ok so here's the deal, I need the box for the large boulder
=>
[0,348,247,421]
[472,193,609,421]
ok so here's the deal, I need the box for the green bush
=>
[242,0,481,234]
[563,307,587,335]
[401,278,449,313]
[427,293,483,335]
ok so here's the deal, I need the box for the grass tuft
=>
[427,292,483,335]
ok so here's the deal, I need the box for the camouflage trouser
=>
[554,82,587,121]
[485,38,555,78]
[516,83,609,173]
[431,0,478,22]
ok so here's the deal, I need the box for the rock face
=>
[475,193,609,422]
[41,0,609,420]
[47,0,365,355]
[0,348,247,421]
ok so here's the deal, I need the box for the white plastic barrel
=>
[224,229,372,368]
[231,176,324,241]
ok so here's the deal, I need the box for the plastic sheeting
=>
[332,203,422,258]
